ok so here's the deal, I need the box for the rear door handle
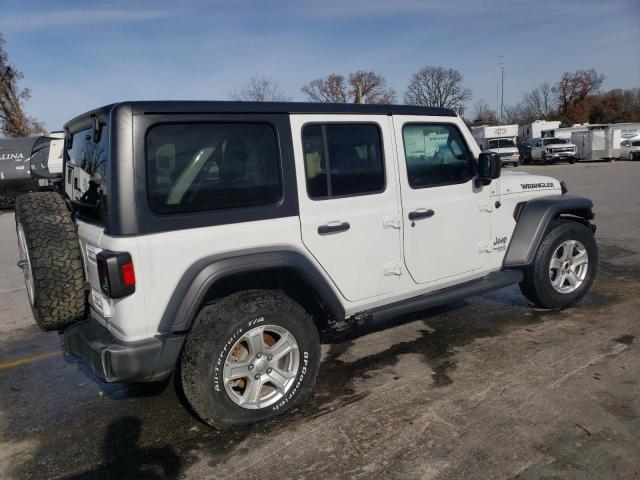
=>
[318,222,350,235]
[408,209,435,221]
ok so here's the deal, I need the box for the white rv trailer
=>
[571,123,640,161]
[542,124,590,139]
[471,124,520,165]
[518,120,561,145]
[0,132,65,207]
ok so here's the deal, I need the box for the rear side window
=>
[146,123,281,213]
[66,125,109,224]
[402,123,474,188]
[302,123,384,199]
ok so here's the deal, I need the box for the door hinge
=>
[478,241,491,253]
[383,261,403,276]
[383,215,402,229]
[479,203,493,212]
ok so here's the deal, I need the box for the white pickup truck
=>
[531,137,578,164]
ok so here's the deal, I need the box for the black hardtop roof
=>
[64,101,457,130]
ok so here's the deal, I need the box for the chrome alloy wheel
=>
[549,239,589,294]
[223,324,300,409]
[16,222,35,306]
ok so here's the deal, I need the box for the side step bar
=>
[364,269,524,326]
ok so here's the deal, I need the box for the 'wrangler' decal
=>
[521,182,555,189]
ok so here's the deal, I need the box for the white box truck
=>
[518,120,561,145]
[471,124,520,166]
[611,123,640,156]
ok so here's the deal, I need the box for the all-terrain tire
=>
[15,192,86,331]
[519,219,597,309]
[181,290,321,429]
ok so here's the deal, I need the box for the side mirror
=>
[476,152,501,187]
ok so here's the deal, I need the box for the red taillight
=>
[96,250,136,298]
[120,261,136,286]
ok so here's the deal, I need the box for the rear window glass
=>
[543,138,568,145]
[146,123,281,213]
[66,126,109,225]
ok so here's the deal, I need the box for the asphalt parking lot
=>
[1,162,639,480]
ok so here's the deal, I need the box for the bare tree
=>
[404,66,472,109]
[302,71,395,104]
[0,34,44,137]
[230,75,290,102]
[553,69,605,123]
[502,103,522,124]
[513,82,556,122]
[472,100,498,124]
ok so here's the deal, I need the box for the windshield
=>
[632,140,640,146]
[543,138,568,145]
[488,139,515,148]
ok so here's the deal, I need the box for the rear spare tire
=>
[15,192,86,331]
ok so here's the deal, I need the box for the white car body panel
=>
[289,114,402,302]
[74,114,566,342]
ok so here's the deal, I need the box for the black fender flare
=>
[157,248,346,333]
[503,194,594,268]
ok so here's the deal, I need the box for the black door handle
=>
[408,209,435,221]
[318,222,350,235]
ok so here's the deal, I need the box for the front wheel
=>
[180,290,321,429]
[520,220,597,309]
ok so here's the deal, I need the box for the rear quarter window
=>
[146,123,281,213]
[66,126,109,225]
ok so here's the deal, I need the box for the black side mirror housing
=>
[476,152,501,187]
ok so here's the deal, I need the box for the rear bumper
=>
[62,318,185,383]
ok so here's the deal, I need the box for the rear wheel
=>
[180,290,321,429]
[520,220,597,309]
[15,192,86,331]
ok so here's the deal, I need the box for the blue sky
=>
[2,0,639,130]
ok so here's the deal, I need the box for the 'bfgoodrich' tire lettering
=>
[181,290,320,429]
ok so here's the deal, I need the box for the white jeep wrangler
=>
[15,102,598,428]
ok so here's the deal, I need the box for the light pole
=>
[497,56,504,124]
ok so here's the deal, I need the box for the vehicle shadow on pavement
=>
[58,416,182,480]
[6,265,631,479]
